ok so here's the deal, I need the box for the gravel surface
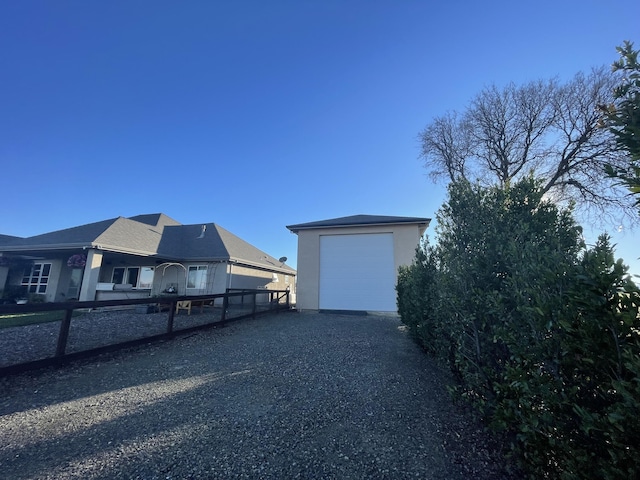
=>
[0,306,255,368]
[0,312,515,479]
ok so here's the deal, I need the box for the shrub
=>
[397,240,445,355]
[397,177,640,479]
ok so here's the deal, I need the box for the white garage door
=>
[319,233,396,311]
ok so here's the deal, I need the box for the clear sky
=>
[1,1,639,273]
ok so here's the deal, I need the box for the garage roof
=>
[286,214,431,233]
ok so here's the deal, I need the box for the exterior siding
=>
[228,264,292,291]
[0,215,296,305]
[4,258,63,303]
[294,224,424,312]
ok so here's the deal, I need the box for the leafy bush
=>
[397,177,640,479]
[397,240,445,355]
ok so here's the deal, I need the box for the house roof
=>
[0,215,176,254]
[0,234,23,245]
[128,213,182,228]
[0,214,295,274]
[158,223,295,273]
[286,214,431,233]
[0,218,120,249]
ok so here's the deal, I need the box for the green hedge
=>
[397,178,640,479]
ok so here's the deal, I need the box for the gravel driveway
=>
[0,312,513,479]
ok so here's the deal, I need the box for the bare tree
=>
[419,67,634,224]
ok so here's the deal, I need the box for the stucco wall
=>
[227,264,291,289]
[294,224,424,311]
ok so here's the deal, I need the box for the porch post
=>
[78,249,103,302]
[0,266,8,294]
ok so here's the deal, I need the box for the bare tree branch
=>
[419,67,636,225]
[419,112,470,182]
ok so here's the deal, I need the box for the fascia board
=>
[228,257,296,275]
[0,243,94,252]
[1,242,156,257]
[169,256,230,263]
[288,220,431,233]
[91,243,159,256]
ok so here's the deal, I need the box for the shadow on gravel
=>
[0,327,230,417]
[0,312,516,480]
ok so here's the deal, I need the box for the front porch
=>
[0,250,219,305]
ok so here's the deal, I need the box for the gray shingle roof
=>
[0,234,23,246]
[128,213,181,228]
[2,218,118,248]
[157,223,294,273]
[0,214,295,274]
[286,214,431,232]
[94,217,166,254]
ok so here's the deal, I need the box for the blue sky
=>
[1,1,639,272]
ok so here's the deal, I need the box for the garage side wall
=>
[295,229,321,311]
[294,224,424,312]
[228,264,293,292]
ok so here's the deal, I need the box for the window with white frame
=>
[138,267,154,289]
[187,265,208,290]
[22,263,51,294]
[111,266,154,289]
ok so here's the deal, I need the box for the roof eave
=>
[0,242,159,257]
[0,242,96,252]
[168,256,230,263]
[287,219,431,234]
[229,258,296,275]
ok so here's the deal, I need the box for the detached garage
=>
[286,215,430,313]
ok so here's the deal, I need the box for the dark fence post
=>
[252,291,257,318]
[167,301,176,334]
[221,293,228,322]
[55,308,74,357]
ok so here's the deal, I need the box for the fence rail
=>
[0,289,291,376]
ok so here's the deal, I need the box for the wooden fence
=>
[0,289,291,376]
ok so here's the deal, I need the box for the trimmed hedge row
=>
[397,178,640,479]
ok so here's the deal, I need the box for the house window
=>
[138,267,154,289]
[126,267,140,287]
[22,263,51,294]
[187,265,207,289]
[66,268,83,299]
[112,267,126,285]
[112,266,154,289]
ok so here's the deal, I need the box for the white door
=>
[319,233,396,311]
